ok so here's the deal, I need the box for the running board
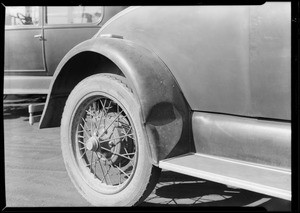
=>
[159,153,291,200]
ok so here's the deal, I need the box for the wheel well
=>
[42,51,125,128]
[52,51,124,98]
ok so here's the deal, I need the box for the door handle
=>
[34,34,43,41]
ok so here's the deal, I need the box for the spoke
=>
[98,158,108,184]
[77,135,85,138]
[122,126,132,136]
[124,148,135,156]
[124,152,135,156]
[123,127,134,140]
[99,146,133,161]
[106,100,112,113]
[80,120,91,137]
[115,165,130,178]
[99,134,134,144]
[85,159,100,167]
[117,104,120,128]
[100,98,107,114]
[93,156,97,178]
[124,147,134,166]
[77,140,85,145]
[93,101,97,112]
[80,147,86,150]
[113,127,134,146]
[101,163,112,184]
[98,107,104,123]
[93,100,104,132]
[90,117,93,135]
[80,150,87,159]
[94,112,103,134]
[91,101,100,133]
[85,109,92,116]
[108,163,126,184]
[81,116,89,127]
[117,121,131,129]
[98,110,124,139]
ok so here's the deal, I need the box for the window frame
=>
[5,6,42,30]
[43,6,104,28]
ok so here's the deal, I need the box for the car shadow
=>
[141,171,291,211]
[3,95,45,120]
[3,105,29,120]
[3,105,42,123]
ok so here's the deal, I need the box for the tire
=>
[61,74,161,206]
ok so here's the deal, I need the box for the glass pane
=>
[46,6,103,25]
[5,6,39,26]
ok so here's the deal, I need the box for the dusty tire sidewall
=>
[61,75,153,206]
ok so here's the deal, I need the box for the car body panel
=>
[38,4,291,200]
[5,27,46,73]
[192,112,291,168]
[44,27,99,75]
[4,76,52,94]
[39,38,191,163]
[97,3,291,120]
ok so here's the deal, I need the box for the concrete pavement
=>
[3,103,291,210]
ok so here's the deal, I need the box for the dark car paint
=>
[192,112,291,168]
[97,4,291,121]
[41,4,290,164]
[5,27,46,73]
[39,38,192,163]
[38,4,291,199]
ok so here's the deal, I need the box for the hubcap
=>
[85,136,99,151]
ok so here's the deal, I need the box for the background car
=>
[4,6,127,95]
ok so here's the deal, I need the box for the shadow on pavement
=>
[141,171,291,211]
[3,105,29,120]
[3,95,45,120]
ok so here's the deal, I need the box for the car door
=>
[43,6,104,75]
[4,6,46,74]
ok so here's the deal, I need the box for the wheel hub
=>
[85,136,99,151]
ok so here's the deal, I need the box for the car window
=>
[46,6,103,25]
[5,6,39,26]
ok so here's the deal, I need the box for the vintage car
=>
[4,6,126,94]
[38,3,291,206]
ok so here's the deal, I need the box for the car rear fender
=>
[39,37,191,165]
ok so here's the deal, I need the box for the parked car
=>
[38,3,291,206]
[4,6,127,94]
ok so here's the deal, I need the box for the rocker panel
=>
[192,112,291,168]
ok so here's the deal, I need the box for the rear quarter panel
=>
[98,3,291,120]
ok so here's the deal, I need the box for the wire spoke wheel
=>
[61,74,161,206]
[73,96,137,193]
